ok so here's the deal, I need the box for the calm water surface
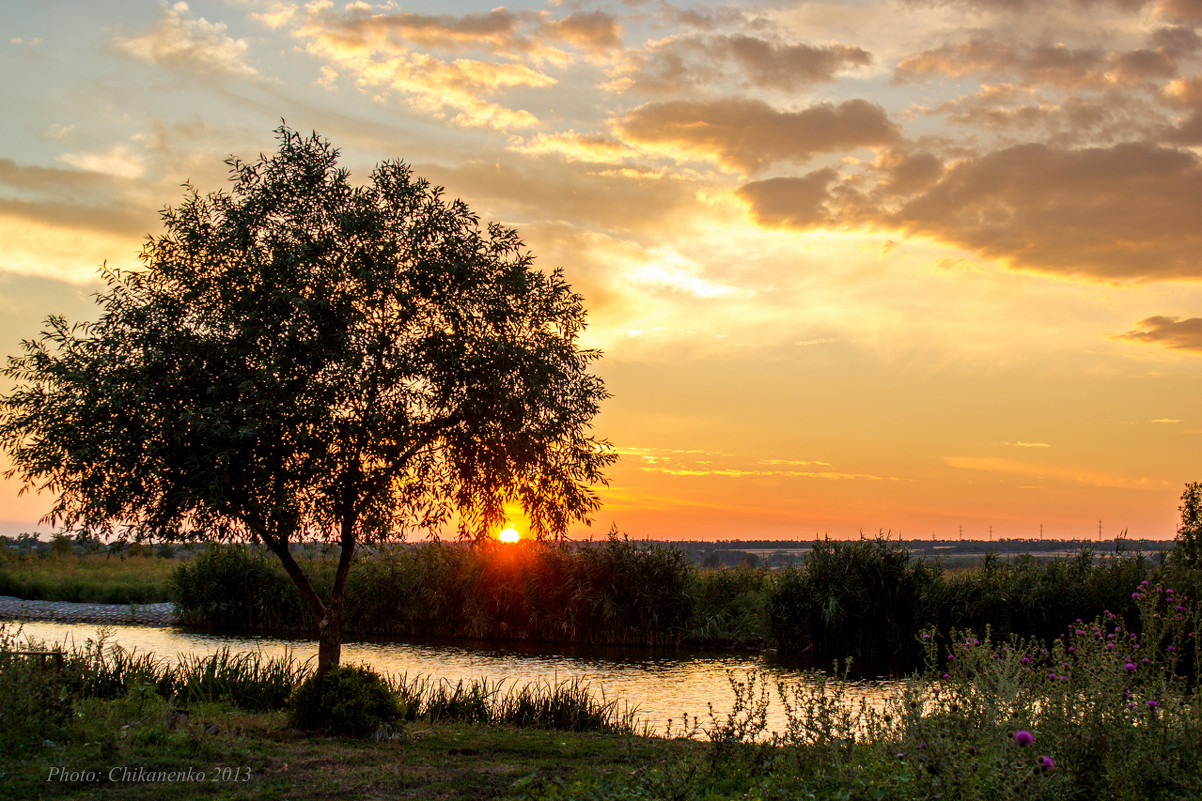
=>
[8,620,904,735]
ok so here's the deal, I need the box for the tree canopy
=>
[0,126,614,668]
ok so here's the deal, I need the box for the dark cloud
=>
[737,142,1202,281]
[1118,316,1202,351]
[1158,0,1202,22]
[905,0,1150,11]
[737,169,838,228]
[892,143,1202,280]
[896,39,1106,86]
[0,158,116,196]
[0,197,151,238]
[620,34,871,94]
[616,98,899,172]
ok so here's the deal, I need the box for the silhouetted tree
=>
[1175,482,1202,568]
[0,126,614,671]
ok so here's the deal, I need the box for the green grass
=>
[0,551,176,604]
[0,707,681,801]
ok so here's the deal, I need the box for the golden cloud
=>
[115,1,258,78]
[1117,315,1202,352]
[615,98,899,173]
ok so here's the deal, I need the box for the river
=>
[7,619,904,737]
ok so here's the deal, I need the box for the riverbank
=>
[0,595,174,626]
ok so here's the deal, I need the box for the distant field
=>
[0,551,176,604]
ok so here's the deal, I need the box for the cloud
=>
[293,4,619,61]
[890,143,1202,281]
[512,131,633,163]
[1117,315,1202,352]
[115,1,259,78]
[1005,441,1052,447]
[1158,0,1202,22]
[737,141,1202,281]
[944,456,1144,489]
[736,169,838,228]
[292,5,578,130]
[541,11,622,53]
[613,34,871,94]
[897,35,1186,91]
[615,98,899,173]
[897,39,1105,87]
[58,145,147,180]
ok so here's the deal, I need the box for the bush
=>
[170,545,308,629]
[288,665,401,737]
[767,536,941,661]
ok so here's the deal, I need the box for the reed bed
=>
[0,550,175,604]
[170,536,1196,667]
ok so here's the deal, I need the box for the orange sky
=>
[1,0,1200,541]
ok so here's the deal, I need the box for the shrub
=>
[170,544,307,629]
[288,664,401,737]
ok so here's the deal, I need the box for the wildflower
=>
[1147,700,1158,709]
[1020,656,1030,664]
[947,654,955,661]
[923,633,931,640]
[1014,730,1034,747]
[1125,663,1136,672]
[1141,658,1149,664]
[1168,646,1176,652]
[1106,643,1115,650]
[919,743,927,750]
[896,752,905,760]
[1132,592,1141,599]
[942,673,950,679]
[1067,647,1076,654]
[1166,589,1174,595]
[1038,755,1055,771]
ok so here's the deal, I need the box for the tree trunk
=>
[317,604,343,673]
[316,513,358,674]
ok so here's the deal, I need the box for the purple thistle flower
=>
[1014,730,1034,747]
[1038,755,1055,771]
[1168,645,1176,652]
[1125,663,1136,672]
[1132,592,1141,600]
[1147,700,1158,709]
[1021,656,1030,664]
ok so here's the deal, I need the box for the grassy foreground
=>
[1,708,681,801]
[3,576,1202,801]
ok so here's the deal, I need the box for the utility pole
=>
[989,525,993,542]
[1040,523,1043,541]
[1098,519,1103,542]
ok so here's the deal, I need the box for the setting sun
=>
[498,526,520,543]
